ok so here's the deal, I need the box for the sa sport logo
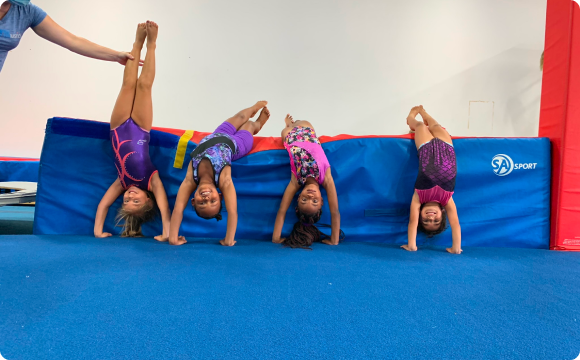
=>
[491,154,537,176]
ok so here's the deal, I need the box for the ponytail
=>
[282,207,345,249]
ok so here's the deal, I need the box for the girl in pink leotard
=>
[272,115,342,249]
[94,22,172,241]
[403,106,462,254]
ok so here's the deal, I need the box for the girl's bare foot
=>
[255,107,270,133]
[401,244,418,251]
[406,105,423,131]
[285,114,294,127]
[135,23,147,48]
[418,107,434,127]
[408,105,422,119]
[250,101,268,117]
[254,100,268,110]
[146,21,158,46]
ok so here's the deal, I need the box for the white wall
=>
[0,0,546,158]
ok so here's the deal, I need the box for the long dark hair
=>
[116,190,158,237]
[283,207,345,249]
[417,202,447,237]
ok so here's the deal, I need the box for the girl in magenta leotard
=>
[94,22,171,240]
[403,106,462,254]
[272,115,341,249]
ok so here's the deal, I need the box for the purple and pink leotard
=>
[110,118,158,191]
[414,137,456,206]
[284,126,330,185]
[190,121,254,185]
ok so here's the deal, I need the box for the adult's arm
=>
[32,16,142,65]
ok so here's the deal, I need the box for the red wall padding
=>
[539,0,580,250]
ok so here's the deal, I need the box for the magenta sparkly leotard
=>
[414,138,456,206]
[284,126,330,186]
[110,118,158,191]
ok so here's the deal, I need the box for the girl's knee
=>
[136,78,153,91]
[415,122,428,131]
[240,121,256,133]
[121,79,137,91]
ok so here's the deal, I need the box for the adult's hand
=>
[116,51,144,66]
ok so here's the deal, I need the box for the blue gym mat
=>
[0,159,39,182]
[0,235,578,359]
[34,117,551,249]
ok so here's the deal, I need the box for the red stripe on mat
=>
[0,157,40,161]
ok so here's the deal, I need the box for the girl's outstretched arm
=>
[403,192,421,251]
[445,197,462,254]
[273,177,301,243]
[168,163,196,246]
[219,167,237,247]
[322,170,340,245]
[150,173,171,242]
[94,179,124,238]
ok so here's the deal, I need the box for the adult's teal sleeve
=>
[29,3,47,28]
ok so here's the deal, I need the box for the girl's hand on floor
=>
[446,247,462,254]
[322,239,338,246]
[169,236,187,246]
[272,237,284,244]
[220,239,236,247]
[154,235,168,242]
[94,232,112,238]
[401,244,417,251]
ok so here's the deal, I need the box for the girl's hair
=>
[282,207,324,249]
[283,206,345,249]
[417,202,447,238]
[116,190,158,237]
[194,200,223,221]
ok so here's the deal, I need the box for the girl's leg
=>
[225,101,268,130]
[131,21,158,131]
[110,23,146,129]
[281,114,294,139]
[407,106,433,150]
[239,107,270,135]
[419,107,453,145]
[281,114,314,139]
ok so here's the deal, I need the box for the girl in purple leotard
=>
[272,115,342,249]
[402,106,462,254]
[168,101,270,247]
[94,21,171,240]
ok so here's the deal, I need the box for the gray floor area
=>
[0,205,34,234]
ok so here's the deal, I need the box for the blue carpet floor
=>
[1,235,579,360]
